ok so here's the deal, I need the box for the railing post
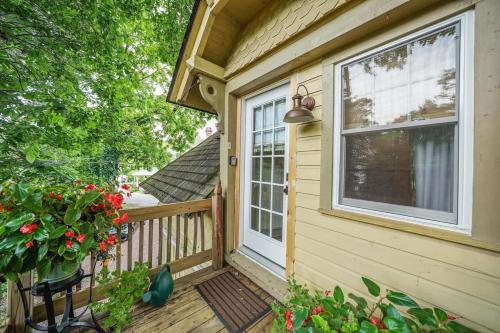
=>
[7,272,32,333]
[212,181,224,270]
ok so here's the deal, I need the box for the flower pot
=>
[43,261,80,283]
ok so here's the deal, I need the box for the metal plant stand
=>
[16,268,104,333]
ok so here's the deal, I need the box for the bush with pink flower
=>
[272,277,477,333]
[0,181,132,281]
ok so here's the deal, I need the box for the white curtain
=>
[414,128,454,212]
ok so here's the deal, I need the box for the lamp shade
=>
[283,93,314,123]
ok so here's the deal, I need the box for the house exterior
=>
[167,1,500,331]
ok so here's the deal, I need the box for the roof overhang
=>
[167,0,273,114]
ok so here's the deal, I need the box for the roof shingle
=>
[141,132,220,204]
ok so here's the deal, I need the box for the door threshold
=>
[239,246,286,278]
[226,250,288,302]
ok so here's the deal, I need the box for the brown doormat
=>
[195,271,271,333]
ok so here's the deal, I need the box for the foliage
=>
[272,277,478,333]
[0,180,132,281]
[91,263,150,333]
[0,0,212,183]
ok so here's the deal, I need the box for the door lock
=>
[283,185,288,195]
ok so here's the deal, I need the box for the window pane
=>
[344,95,372,130]
[275,98,286,126]
[261,184,271,210]
[263,130,272,155]
[373,45,408,91]
[251,208,259,231]
[343,58,374,130]
[252,157,260,181]
[253,106,262,130]
[260,210,270,236]
[263,103,273,129]
[373,85,409,125]
[272,214,283,241]
[272,185,283,213]
[251,182,260,206]
[343,125,455,212]
[274,128,285,155]
[253,133,261,155]
[262,157,272,182]
[410,26,457,120]
[273,157,284,184]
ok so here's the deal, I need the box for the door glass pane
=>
[253,133,261,155]
[251,208,259,231]
[272,185,283,213]
[253,106,262,130]
[275,98,286,126]
[251,182,260,206]
[262,157,272,182]
[262,130,272,155]
[260,210,270,236]
[273,157,284,184]
[252,157,260,181]
[271,214,283,241]
[263,102,273,129]
[274,128,285,155]
[343,125,455,212]
[261,184,271,210]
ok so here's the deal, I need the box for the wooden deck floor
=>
[120,266,276,333]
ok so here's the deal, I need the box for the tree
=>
[0,0,211,183]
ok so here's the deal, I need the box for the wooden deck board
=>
[119,266,275,333]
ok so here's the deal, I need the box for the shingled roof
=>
[141,132,220,204]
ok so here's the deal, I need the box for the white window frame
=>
[332,11,474,233]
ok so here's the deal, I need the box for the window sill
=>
[318,208,500,253]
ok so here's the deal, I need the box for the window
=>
[333,12,474,229]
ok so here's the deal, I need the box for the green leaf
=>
[15,242,28,256]
[0,235,24,251]
[24,143,40,163]
[76,189,100,208]
[311,315,331,332]
[33,228,49,241]
[348,293,368,309]
[64,205,81,225]
[50,225,68,239]
[62,260,77,273]
[41,213,54,225]
[386,304,403,321]
[38,243,49,261]
[0,254,13,270]
[23,190,43,211]
[387,291,419,308]
[407,308,438,328]
[383,317,411,333]
[5,212,34,229]
[361,277,380,297]
[58,244,66,256]
[448,321,479,333]
[434,307,448,322]
[10,183,30,202]
[293,307,308,330]
[333,286,344,304]
[37,258,51,281]
[359,320,378,333]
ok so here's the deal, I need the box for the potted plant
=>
[0,181,132,283]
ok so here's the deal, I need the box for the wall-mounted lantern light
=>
[283,84,315,123]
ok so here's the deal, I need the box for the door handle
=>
[283,185,288,195]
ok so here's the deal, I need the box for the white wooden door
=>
[242,83,289,267]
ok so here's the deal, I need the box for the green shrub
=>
[272,277,477,333]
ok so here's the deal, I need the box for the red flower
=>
[105,193,124,210]
[0,203,3,212]
[56,194,63,201]
[285,310,292,320]
[90,205,99,212]
[48,191,55,198]
[105,210,113,216]
[86,184,96,191]
[316,306,324,313]
[447,315,457,321]
[100,241,107,251]
[66,240,73,249]
[286,319,293,332]
[121,184,130,190]
[112,212,128,224]
[20,224,36,234]
[107,234,117,245]
[324,290,331,296]
[25,240,34,248]
[99,188,105,193]
[99,203,106,209]
[370,316,384,329]
[312,308,319,315]
[76,234,86,244]
[65,230,75,238]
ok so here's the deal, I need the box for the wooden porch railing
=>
[1,183,223,332]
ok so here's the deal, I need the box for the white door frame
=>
[239,81,290,270]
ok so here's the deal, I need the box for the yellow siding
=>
[292,63,500,332]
